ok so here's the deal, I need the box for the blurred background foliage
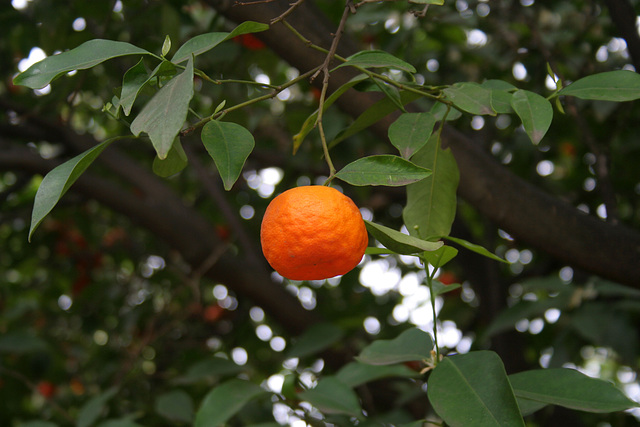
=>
[1,0,640,425]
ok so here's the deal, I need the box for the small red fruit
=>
[438,271,458,286]
[37,381,56,399]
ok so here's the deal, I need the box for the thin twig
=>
[271,0,307,25]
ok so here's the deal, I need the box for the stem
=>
[425,267,441,363]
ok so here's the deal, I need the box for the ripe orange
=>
[260,185,368,281]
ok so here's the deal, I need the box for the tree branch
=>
[205,0,640,287]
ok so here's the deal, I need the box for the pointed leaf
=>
[201,120,255,191]
[335,155,430,187]
[172,21,268,64]
[432,281,462,296]
[298,376,362,417]
[558,70,640,101]
[336,50,417,73]
[30,139,115,241]
[444,236,507,263]
[14,40,152,89]
[389,112,437,159]
[403,137,459,239]
[76,387,119,427]
[162,35,172,57]
[509,368,639,413]
[373,78,406,112]
[336,361,418,388]
[286,323,344,359]
[365,220,443,255]
[428,351,525,427]
[511,90,553,144]
[120,59,151,116]
[152,138,188,177]
[357,328,433,365]
[194,379,265,427]
[130,57,194,159]
[443,83,496,116]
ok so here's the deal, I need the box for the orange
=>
[260,185,368,281]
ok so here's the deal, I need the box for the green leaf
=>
[330,91,423,148]
[13,39,152,89]
[29,138,115,241]
[403,137,459,239]
[130,57,194,159]
[201,120,255,191]
[509,368,639,413]
[335,155,431,187]
[336,50,417,73]
[286,322,344,359]
[373,78,406,112]
[194,379,265,427]
[357,328,434,365]
[172,21,268,64]
[428,351,525,427]
[443,83,496,116]
[121,60,177,116]
[444,236,507,263]
[76,387,119,427]
[511,90,553,144]
[432,281,462,296]
[293,75,369,153]
[558,70,640,101]
[0,332,48,353]
[365,220,443,255]
[152,138,188,177]
[388,112,437,159]
[155,389,194,423]
[162,35,172,57]
[298,376,362,417]
[336,361,418,388]
[516,397,548,417]
[120,59,151,116]
[422,245,458,269]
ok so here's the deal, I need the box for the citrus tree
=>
[2,0,640,426]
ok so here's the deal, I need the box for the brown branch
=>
[603,0,640,71]
[205,0,640,287]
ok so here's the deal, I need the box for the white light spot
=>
[231,347,248,365]
[12,0,31,10]
[559,266,573,283]
[18,47,47,72]
[520,0,534,6]
[58,295,72,311]
[363,316,381,335]
[596,45,609,62]
[277,88,291,101]
[255,73,270,85]
[544,308,561,324]
[528,318,544,334]
[240,205,255,219]
[72,17,86,32]
[466,29,488,48]
[545,74,559,90]
[456,336,473,354]
[583,177,596,192]
[93,330,109,346]
[596,203,607,219]
[267,374,285,393]
[470,115,485,130]
[536,160,554,177]
[250,306,265,322]
[256,324,273,341]
[426,59,440,72]
[270,336,286,352]
[213,284,228,300]
[477,3,490,17]
[512,62,528,81]
[505,248,520,263]
[519,249,533,264]
[359,259,401,296]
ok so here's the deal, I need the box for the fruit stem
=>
[425,264,441,364]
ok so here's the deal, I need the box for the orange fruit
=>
[260,185,368,281]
